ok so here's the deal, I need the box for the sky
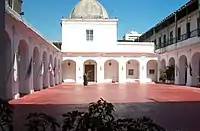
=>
[22,0,189,41]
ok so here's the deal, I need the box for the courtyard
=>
[9,83,200,131]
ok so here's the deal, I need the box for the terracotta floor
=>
[9,83,200,131]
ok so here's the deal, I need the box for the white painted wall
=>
[104,60,119,82]
[62,60,76,82]
[147,60,158,82]
[4,7,62,100]
[62,19,118,52]
[126,60,140,80]
[62,56,158,84]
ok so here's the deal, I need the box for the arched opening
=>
[62,60,76,83]
[4,31,12,98]
[179,55,188,85]
[126,60,140,82]
[58,59,61,84]
[42,51,48,88]
[49,55,54,86]
[33,47,40,91]
[84,60,97,82]
[104,59,119,83]
[18,40,29,95]
[54,57,57,84]
[147,60,158,82]
[191,52,200,87]
[168,57,175,83]
[160,59,166,70]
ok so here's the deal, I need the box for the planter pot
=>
[83,81,88,86]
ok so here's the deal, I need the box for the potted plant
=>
[159,69,167,83]
[83,73,88,86]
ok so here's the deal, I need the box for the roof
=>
[69,0,109,19]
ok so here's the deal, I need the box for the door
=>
[85,65,95,82]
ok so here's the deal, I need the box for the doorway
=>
[85,65,95,82]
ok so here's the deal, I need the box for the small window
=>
[8,0,12,7]
[149,69,155,75]
[86,29,93,41]
[128,69,134,76]
[177,27,181,40]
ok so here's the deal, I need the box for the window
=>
[163,34,166,46]
[177,27,181,40]
[8,0,13,7]
[159,37,162,47]
[186,22,190,38]
[128,69,134,76]
[149,69,155,74]
[86,30,93,41]
[169,31,173,44]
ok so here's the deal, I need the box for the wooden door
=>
[85,65,95,82]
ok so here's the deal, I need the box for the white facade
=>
[61,0,158,84]
[3,3,62,100]
[123,31,141,41]
[61,19,118,52]
[140,0,200,87]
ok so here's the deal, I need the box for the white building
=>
[139,0,200,87]
[61,0,158,84]
[3,1,62,100]
[123,31,141,41]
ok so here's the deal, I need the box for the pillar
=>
[186,62,192,86]
[97,59,104,83]
[118,57,126,84]
[76,58,84,84]
[140,56,147,83]
[0,0,6,99]
[38,52,43,90]
[28,45,34,94]
[175,63,179,84]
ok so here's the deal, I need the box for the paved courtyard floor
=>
[9,83,200,131]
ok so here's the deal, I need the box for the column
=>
[38,52,43,90]
[174,63,179,84]
[28,46,34,93]
[140,56,147,83]
[175,53,179,84]
[186,61,192,86]
[44,54,49,87]
[118,57,126,84]
[0,0,6,99]
[97,59,104,83]
[76,58,84,84]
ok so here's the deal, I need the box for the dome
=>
[69,0,109,19]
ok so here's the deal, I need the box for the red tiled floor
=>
[9,83,200,131]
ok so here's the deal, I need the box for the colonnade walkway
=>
[9,83,200,131]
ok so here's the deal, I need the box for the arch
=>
[179,55,188,85]
[18,39,29,95]
[104,59,119,83]
[42,51,48,88]
[33,47,40,91]
[84,59,97,82]
[54,57,57,84]
[147,60,158,82]
[58,59,61,84]
[160,59,166,70]
[126,59,140,82]
[49,55,54,86]
[191,52,200,86]
[62,60,76,83]
[168,57,175,83]
[169,57,175,66]
[4,31,12,98]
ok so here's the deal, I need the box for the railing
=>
[155,29,200,50]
